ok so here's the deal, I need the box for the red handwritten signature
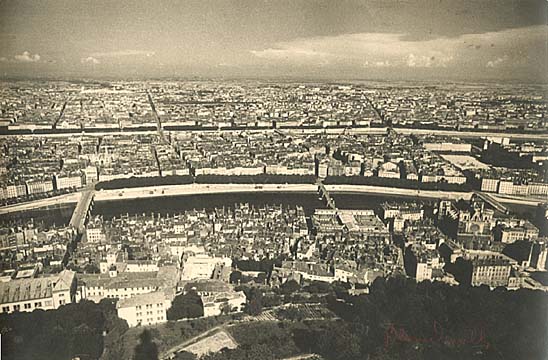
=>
[384,321,491,350]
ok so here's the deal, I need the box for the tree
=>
[304,280,332,294]
[174,351,197,360]
[445,257,473,286]
[503,241,532,263]
[281,280,300,295]
[134,329,158,360]
[276,306,304,321]
[255,272,268,285]
[245,288,263,315]
[262,294,282,308]
[167,291,204,320]
[83,263,100,274]
[229,270,242,284]
[220,303,232,315]
[0,299,117,360]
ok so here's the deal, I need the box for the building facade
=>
[0,270,76,314]
[117,291,172,327]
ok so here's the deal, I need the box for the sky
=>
[0,0,546,82]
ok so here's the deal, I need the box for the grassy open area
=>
[183,330,238,358]
[102,315,237,360]
[104,302,338,360]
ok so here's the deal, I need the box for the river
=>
[1,191,539,230]
[92,191,435,220]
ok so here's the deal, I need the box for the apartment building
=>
[0,270,76,314]
[117,291,172,327]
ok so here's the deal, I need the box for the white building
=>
[182,280,247,317]
[117,291,172,327]
[80,266,178,303]
[415,262,433,282]
[26,179,54,195]
[481,178,499,193]
[334,267,356,282]
[0,270,76,314]
[528,182,548,196]
[2,184,27,199]
[498,180,514,195]
[423,142,472,153]
[378,162,400,179]
[202,291,246,317]
[125,260,160,273]
[85,226,105,243]
[83,166,99,184]
[181,254,232,281]
[54,174,83,190]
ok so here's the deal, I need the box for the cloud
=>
[250,47,329,66]
[251,48,325,60]
[364,60,393,68]
[486,55,509,68]
[251,32,458,68]
[14,51,41,62]
[89,50,156,58]
[81,56,100,65]
[406,54,453,68]
[216,62,241,69]
[249,26,545,73]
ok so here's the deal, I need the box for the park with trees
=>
[1,274,546,360]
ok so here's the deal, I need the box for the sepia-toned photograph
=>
[0,1,547,359]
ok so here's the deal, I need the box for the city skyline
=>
[0,0,546,82]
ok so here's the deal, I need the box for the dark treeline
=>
[392,124,545,135]
[200,277,548,360]
[0,299,127,360]
[233,258,283,273]
[480,143,540,170]
[95,174,317,190]
[322,277,547,359]
[166,291,204,321]
[2,277,547,360]
[95,175,194,190]
[194,174,316,184]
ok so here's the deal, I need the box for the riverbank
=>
[1,183,541,216]
[325,184,472,200]
[2,126,547,141]
[0,192,80,215]
[93,183,473,202]
[95,183,315,201]
[491,193,546,207]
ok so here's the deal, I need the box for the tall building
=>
[456,196,495,247]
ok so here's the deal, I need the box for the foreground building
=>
[465,251,516,287]
[181,279,247,317]
[181,254,232,281]
[79,266,178,303]
[116,290,173,327]
[0,270,76,314]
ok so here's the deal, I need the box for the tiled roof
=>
[0,270,74,304]
[116,290,167,309]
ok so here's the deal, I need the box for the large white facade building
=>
[181,254,232,281]
[117,291,172,327]
[0,270,76,314]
